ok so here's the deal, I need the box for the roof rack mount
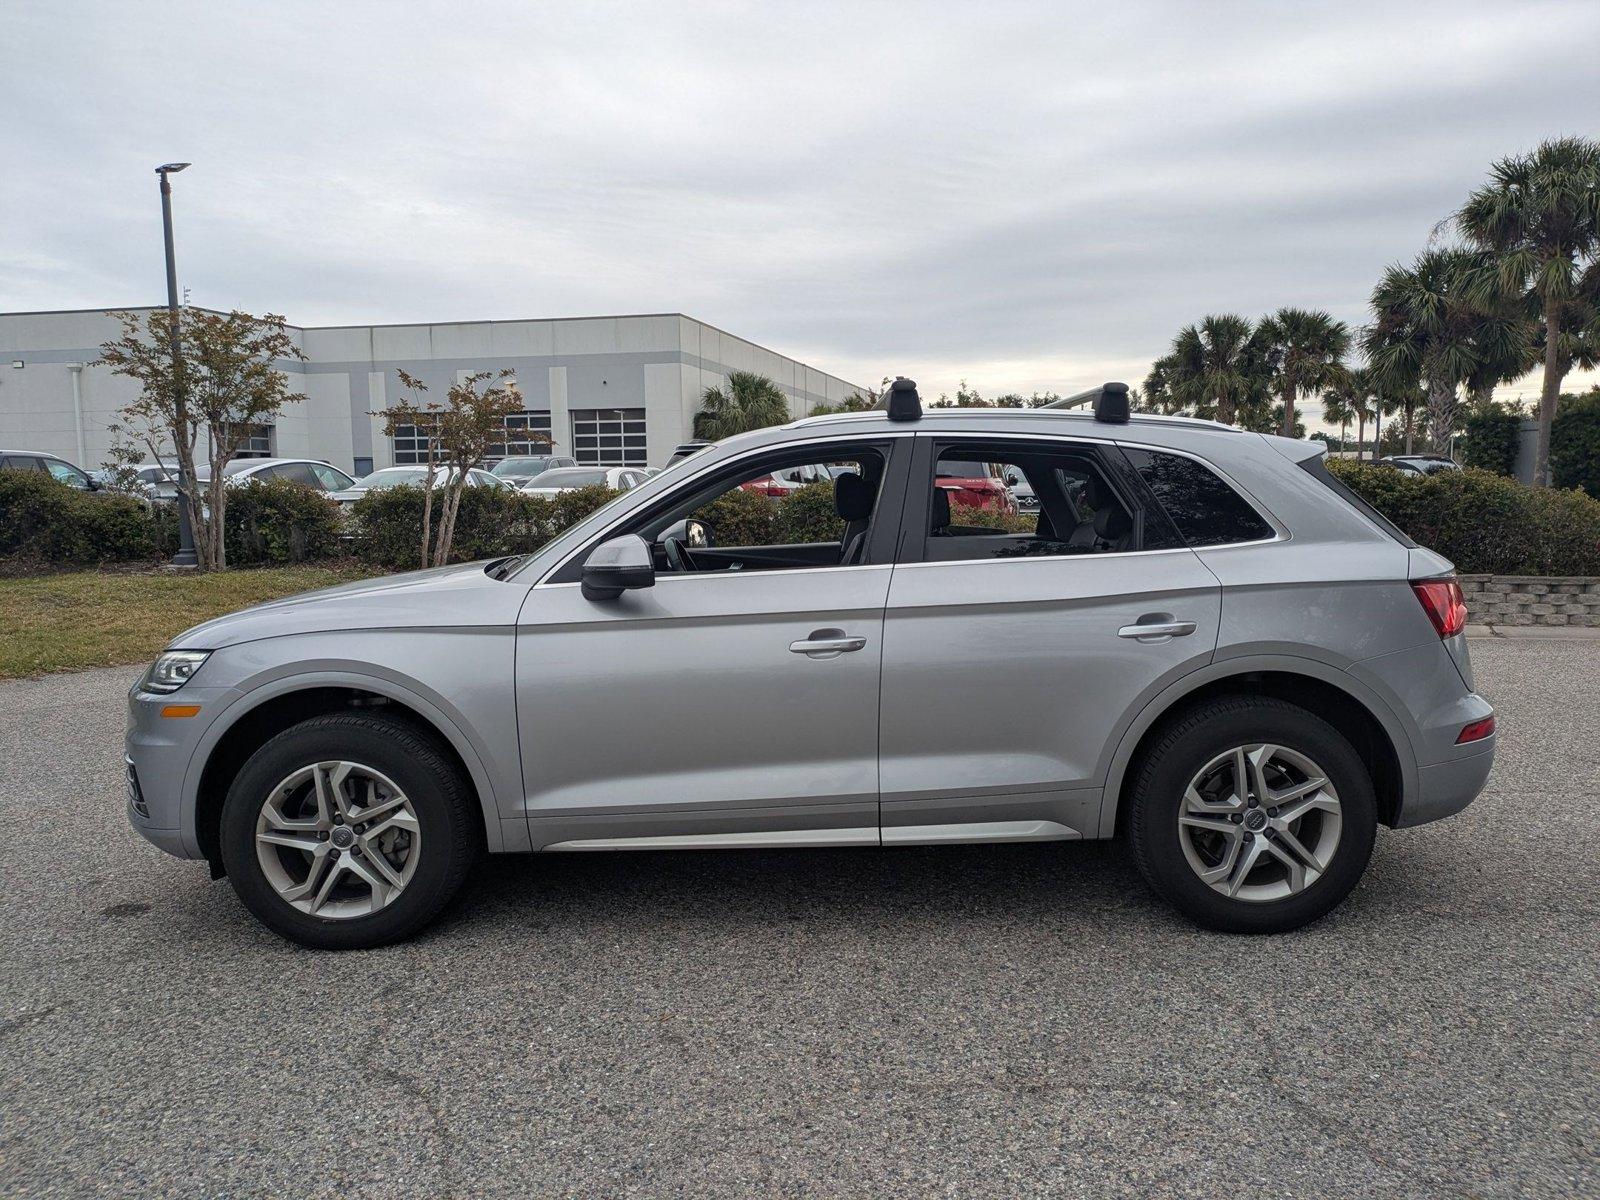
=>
[1042,381,1130,424]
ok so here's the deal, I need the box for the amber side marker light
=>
[160,704,202,719]
[1456,715,1496,745]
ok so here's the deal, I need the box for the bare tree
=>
[97,308,306,570]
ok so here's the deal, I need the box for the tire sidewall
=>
[1133,701,1377,934]
[220,716,468,950]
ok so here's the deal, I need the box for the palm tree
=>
[692,371,791,441]
[1364,249,1482,453]
[1164,314,1261,425]
[1320,383,1354,451]
[1457,136,1600,484]
[1256,308,1350,439]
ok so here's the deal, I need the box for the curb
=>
[1465,624,1600,641]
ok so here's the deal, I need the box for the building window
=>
[391,414,437,465]
[572,407,646,466]
[393,411,555,465]
[229,423,274,459]
[488,411,554,461]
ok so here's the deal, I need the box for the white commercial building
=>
[0,309,863,476]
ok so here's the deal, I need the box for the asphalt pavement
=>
[1,640,1596,1198]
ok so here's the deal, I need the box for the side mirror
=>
[582,534,655,601]
[658,518,710,549]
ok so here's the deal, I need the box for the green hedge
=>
[350,484,620,570]
[1327,460,1600,576]
[0,470,174,565]
[1460,407,1522,476]
[1552,392,1600,499]
[223,478,345,565]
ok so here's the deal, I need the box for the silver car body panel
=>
[125,407,1495,865]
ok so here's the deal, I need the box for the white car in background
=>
[144,457,355,501]
[521,466,648,497]
[331,465,508,505]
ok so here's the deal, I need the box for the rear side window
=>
[1123,448,1273,547]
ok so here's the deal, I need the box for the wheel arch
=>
[1098,656,1415,838]
[187,674,510,870]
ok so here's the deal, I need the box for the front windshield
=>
[491,456,552,476]
[529,468,610,488]
[357,468,429,490]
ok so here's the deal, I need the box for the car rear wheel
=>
[219,713,479,950]
[1128,696,1377,934]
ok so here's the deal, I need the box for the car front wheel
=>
[219,713,479,950]
[1128,696,1377,934]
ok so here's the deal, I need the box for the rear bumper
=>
[1395,739,1495,828]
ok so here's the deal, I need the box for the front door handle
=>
[1118,618,1197,642]
[790,628,868,659]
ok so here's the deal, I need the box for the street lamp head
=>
[156,162,191,174]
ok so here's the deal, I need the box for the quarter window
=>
[1122,448,1273,547]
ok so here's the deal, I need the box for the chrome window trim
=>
[532,429,919,587]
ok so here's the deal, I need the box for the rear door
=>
[877,434,1223,844]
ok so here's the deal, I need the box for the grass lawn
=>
[0,564,380,679]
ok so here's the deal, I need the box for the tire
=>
[219,712,480,950]
[1127,696,1377,934]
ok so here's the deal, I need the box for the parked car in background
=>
[488,454,577,488]
[1,449,101,490]
[1379,455,1461,476]
[126,381,1494,949]
[146,457,356,501]
[332,465,506,505]
[521,466,647,496]
[741,462,835,497]
[937,456,1015,512]
[668,440,713,464]
[94,461,182,497]
[1003,467,1038,513]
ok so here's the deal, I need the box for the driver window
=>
[643,447,888,575]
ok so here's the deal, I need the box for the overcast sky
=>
[4,1,1598,417]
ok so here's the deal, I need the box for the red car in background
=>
[741,462,835,497]
[937,458,1015,512]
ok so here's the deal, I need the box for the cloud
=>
[3,0,1597,414]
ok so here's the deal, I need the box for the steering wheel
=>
[663,535,695,573]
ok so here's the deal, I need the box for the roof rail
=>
[1041,381,1130,424]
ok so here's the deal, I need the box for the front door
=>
[513,436,910,850]
[877,435,1223,844]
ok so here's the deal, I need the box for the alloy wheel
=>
[254,760,421,919]
[1177,743,1342,903]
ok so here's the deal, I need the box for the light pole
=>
[157,161,199,567]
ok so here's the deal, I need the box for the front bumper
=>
[125,676,238,859]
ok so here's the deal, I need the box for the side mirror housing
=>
[582,534,655,601]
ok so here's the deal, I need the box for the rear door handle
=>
[1118,619,1197,641]
[790,628,868,659]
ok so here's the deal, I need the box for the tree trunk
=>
[1426,378,1457,455]
[1356,411,1366,460]
[1404,401,1416,455]
[419,480,435,569]
[1534,299,1566,487]
[1281,382,1296,438]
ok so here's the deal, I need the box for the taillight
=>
[1411,578,1467,638]
[1457,715,1496,744]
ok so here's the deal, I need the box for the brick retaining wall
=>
[1458,575,1600,627]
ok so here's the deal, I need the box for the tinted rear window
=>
[1123,448,1274,547]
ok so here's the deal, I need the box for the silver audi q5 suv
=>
[126,380,1495,949]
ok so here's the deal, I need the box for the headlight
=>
[143,650,211,694]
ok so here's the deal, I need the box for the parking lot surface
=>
[1,639,1596,1199]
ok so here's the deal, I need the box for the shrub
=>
[1551,390,1600,499]
[350,484,623,570]
[773,481,847,543]
[1460,406,1522,476]
[949,502,1036,533]
[0,470,170,565]
[1327,460,1600,576]
[695,487,777,546]
[223,478,344,565]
